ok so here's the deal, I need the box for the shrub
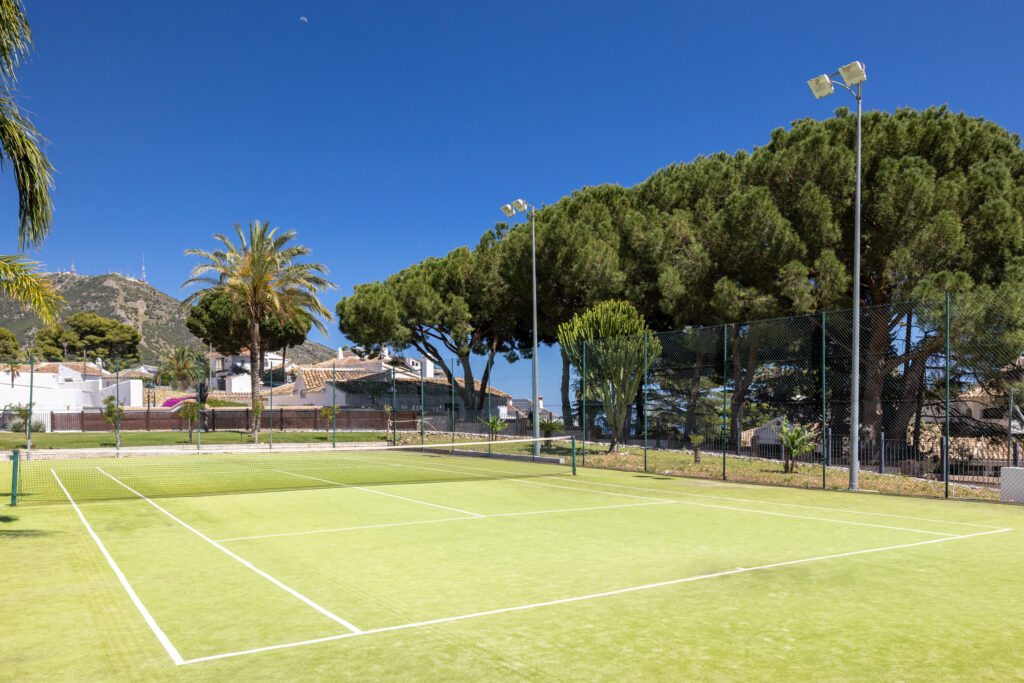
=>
[8,419,45,433]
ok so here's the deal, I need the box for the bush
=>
[8,419,45,433]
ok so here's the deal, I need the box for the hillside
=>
[0,272,337,365]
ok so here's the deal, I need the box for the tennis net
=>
[6,436,575,504]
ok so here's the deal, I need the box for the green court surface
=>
[2,445,1024,680]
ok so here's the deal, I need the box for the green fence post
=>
[9,448,18,506]
[450,357,455,455]
[391,363,397,444]
[331,362,337,448]
[419,362,424,446]
[945,292,951,499]
[571,435,576,475]
[115,358,121,453]
[487,384,492,456]
[582,340,586,468]
[268,353,274,450]
[27,352,33,455]
[195,356,201,450]
[722,324,728,481]
[821,311,827,489]
[643,331,648,473]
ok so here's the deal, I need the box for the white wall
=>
[0,371,142,412]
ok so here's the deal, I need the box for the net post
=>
[571,435,576,475]
[821,311,827,490]
[9,449,18,506]
[332,362,337,449]
[945,292,950,499]
[643,331,648,473]
[722,324,728,481]
[27,352,33,455]
[582,340,586,468]
[487,382,492,456]
[1008,387,1014,463]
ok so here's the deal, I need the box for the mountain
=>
[0,272,337,365]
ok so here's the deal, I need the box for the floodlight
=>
[511,198,528,213]
[500,204,516,217]
[807,74,834,99]
[838,61,866,86]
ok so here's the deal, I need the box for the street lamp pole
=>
[502,199,541,458]
[807,61,866,491]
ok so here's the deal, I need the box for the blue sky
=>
[4,0,1023,414]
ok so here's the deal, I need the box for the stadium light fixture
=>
[500,198,541,459]
[806,60,866,492]
[807,74,834,99]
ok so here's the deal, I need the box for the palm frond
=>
[0,0,32,85]
[0,253,61,324]
[0,88,54,250]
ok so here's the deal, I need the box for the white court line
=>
[317,454,964,537]
[216,501,676,542]
[273,469,484,517]
[180,527,1010,665]
[51,469,185,666]
[95,467,363,634]
[349,450,1013,531]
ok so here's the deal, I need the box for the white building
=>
[0,361,143,430]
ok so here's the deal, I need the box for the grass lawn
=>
[0,430,387,450]
[2,446,1023,679]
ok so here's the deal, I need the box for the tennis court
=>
[3,438,1024,679]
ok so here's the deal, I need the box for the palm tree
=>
[183,220,335,438]
[160,346,201,390]
[0,1,60,324]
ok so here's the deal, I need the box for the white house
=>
[0,361,143,430]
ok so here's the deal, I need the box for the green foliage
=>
[7,418,43,433]
[0,325,18,357]
[101,395,124,426]
[33,323,79,360]
[34,313,141,364]
[776,419,817,474]
[559,300,661,451]
[185,289,312,359]
[178,400,202,444]
[183,220,335,437]
[336,238,512,418]
[158,346,205,390]
[481,414,507,440]
[539,419,563,437]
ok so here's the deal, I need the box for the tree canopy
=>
[34,313,141,364]
[338,107,1024,443]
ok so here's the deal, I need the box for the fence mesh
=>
[5,296,1024,505]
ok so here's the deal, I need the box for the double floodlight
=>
[807,61,866,99]
[500,198,530,217]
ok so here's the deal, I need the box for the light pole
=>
[501,198,541,458]
[807,60,867,491]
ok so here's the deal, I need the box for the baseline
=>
[181,527,1009,665]
[94,467,363,635]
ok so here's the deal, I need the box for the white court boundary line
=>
[272,469,483,517]
[300,453,973,537]
[94,467,363,634]
[216,500,676,542]
[180,527,1010,665]
[51,470,185,666]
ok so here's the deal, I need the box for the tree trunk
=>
[249,319,261,439]
[560,346,572,428]
[683,350,704,441]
